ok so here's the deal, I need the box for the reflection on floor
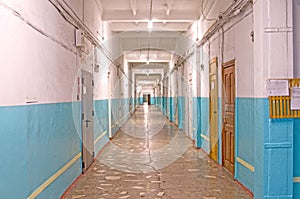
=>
[63,105,252,199]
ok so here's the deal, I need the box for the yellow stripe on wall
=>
[294,177,300,183]
[236,157,255,173]
[200,134,209,141]
[27,153,82,199]
[94,131,108,145]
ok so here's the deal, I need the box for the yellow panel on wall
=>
[269,79,300,118]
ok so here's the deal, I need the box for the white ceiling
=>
[125,50,171,63]
[99,0,202,32]
[98,0,219,88]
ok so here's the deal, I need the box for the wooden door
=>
[222,59,235,174]
[209,58,218,162]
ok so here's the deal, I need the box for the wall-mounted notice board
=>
[268,78,300,118]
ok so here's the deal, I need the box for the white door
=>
[81,70,94,173]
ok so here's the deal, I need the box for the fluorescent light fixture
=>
[148,20,153,29]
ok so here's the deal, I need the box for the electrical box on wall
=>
[74,29,83,47]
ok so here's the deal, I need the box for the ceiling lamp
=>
[148,20,153,29]
[148,0,153,30]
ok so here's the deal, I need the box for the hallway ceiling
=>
[98,0,233,90]
[130,62,169,68]
[126,49,171,67]
[119,31,179,69]
[136,74,161,81]
[135,74,161,91]
[133,68,164,90]
[98,0,201,86]
[99,0,202,32]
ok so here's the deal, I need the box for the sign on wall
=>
[291,87,300,110]
[268,78,300,118]
[266,79,289,96]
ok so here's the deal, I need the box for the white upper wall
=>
[185,0,233,40]
[186,0,255,98]
[0,0,108,106]
[207,12,254,98]
[253,0,293,97]
[295,0,300,77]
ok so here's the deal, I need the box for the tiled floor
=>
[63,105,252,199]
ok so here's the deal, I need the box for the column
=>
[253,0,294,198]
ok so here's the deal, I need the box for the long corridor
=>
[2,1,299,198]
[64,106,252,199]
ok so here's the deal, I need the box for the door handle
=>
[85,120,91,127]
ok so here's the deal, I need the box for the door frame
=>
[209,57,218,162]
[221,59,236,174]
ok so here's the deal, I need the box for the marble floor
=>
[63,105,252,199]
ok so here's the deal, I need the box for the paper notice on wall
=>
[291,87,300,110]
[266,79,289,96]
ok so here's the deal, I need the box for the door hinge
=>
[92,110,94,116]
[92,80,95,86]
[82,77,84,85]
[82,113,84,120]
[82,162,85,169]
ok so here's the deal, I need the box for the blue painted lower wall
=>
[157,97,161,110]
[111,98,131,136]
[253,98,268,199]
[0,105,28,198]
[169,97,174,122]
[192,97,200,147]
[94,100,109,154]
[200,97,209,152]
[294,118,300,198]
[162,97,167,116]
[236,98,255,192]
[150,97,155,105]
[0,102,82,199]
[135,97,138,107]
[0,99,128,199]
[265,119,293,198]
[156,96,178,125]
[139,97,143,105]
[177,97,185,129]
[155,97,160,109]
